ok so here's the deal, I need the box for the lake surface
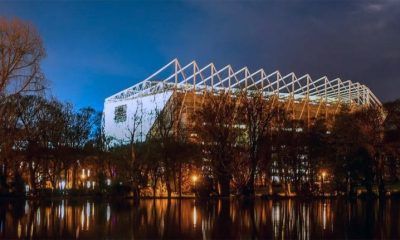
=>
[0,198,399,239]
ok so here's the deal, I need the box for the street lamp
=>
[81,169,86,188]
[192,175,199,197]
[321,170,327,196]
[192,175,199,195]
[192,175,198,190]
[81,169,86,180]
[60,180,66,190]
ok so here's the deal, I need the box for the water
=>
[0,198,399,239]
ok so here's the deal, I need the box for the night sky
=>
[1,0,399,111]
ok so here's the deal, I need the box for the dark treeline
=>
[190,91,400,198]
[1,17,400,199]
[1,91,400,200]
[0,95,100,194]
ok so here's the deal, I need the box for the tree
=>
[39,99,69,190]
[383,100,400,182]
[354,106,385,197]
[68,106,97,189]
[275,118,308,196]
[143,139,163,197]
[237,90,279,196]
[0,96,19,193]
[0,18,46,194]
[328,107,379,197]
[306,118,329,195]
[15,95,48,193]
[125,99,144,200]
[193,91,241,197]
[149,91,185,198]
[171,139,200,197]
[89,111,114,190]
[0,17,46,98]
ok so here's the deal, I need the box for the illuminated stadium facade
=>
[103,59,381,142]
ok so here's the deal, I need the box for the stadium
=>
[103,59,381,142]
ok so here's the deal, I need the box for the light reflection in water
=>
[193,205,197,227]
[61,200,65,220]
[29,220,33,238]
[86,201,90,230]
[272,202,280,238]
[323,203,327,230]
[76,226,79,238]
[24,202,29,214]
[17,221,21,238]
[107,204,111,223]
[0,199,398,239]
[80,208,84,230]
[36,207,41,226]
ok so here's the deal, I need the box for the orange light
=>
[192,175,198,183]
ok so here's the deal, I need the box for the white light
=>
[323,203,327,230]
[87,181,91,189]
[25,201,29,214]
[25,185,30,192]
[106,179,111,186]
[60,180,66,190]
[193,206,197,227]
[106,204,111,222]
[61,200,65,219]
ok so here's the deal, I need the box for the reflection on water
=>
[193,205,197,228]
[0,198,399,239]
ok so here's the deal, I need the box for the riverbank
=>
[2,191,400,201]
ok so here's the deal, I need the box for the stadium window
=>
[114,105,127,123]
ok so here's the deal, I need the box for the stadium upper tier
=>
[105,59,381,107]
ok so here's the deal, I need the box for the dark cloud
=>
[161,0,400,102]
[0,0,398,110]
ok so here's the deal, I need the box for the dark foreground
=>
[0,198,399,239]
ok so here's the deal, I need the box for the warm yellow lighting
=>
[193,205,197,227]
[320,170,327,196]
[81,169,86,180]
[192,175,198,183]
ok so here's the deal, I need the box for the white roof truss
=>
[105,59,382,107]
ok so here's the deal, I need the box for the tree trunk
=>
[267,178,273,195]
[28,161,37,194]
[348,178,356,198]
[1,162,9,192]
[72,164,77,189]
[133,186,140,203]
[365,181,373,196]
[378,176,385,198]
[287,182,292,196]
[166,180,172,198]
[152,183,157,198]
[377,154,386,198]
[178,162,182,198]
[218,174,230,197]
[247,160,256,196]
